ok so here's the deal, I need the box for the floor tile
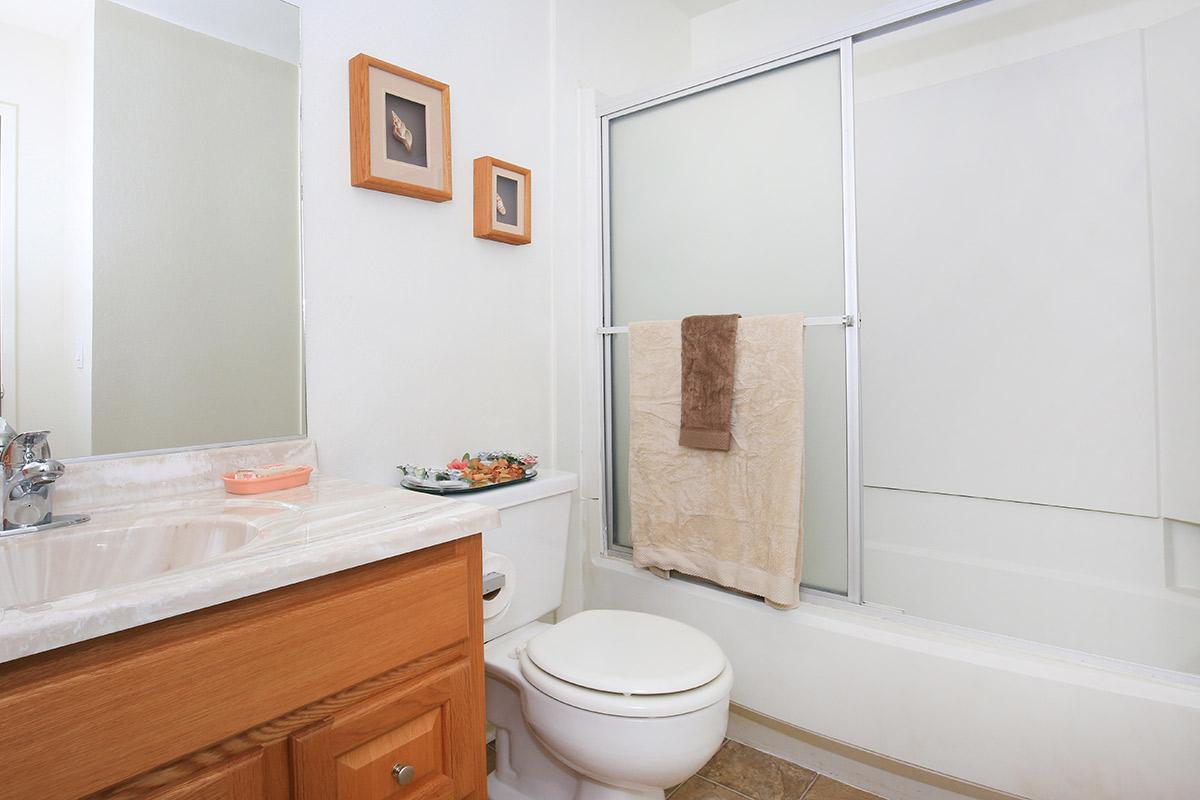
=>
[670,776,752,800]
[486,742,496,775]
[698,739,817,799]
[801,776,885,800]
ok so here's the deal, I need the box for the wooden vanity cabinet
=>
[137,751,268,800]
[0,535,488,800]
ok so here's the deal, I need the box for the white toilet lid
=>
[519,648,734,718]
[524,609,727,695]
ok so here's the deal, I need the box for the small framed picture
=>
[473,157,531,245]
[348,53,452,202]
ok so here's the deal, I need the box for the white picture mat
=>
[368,65,445,189]
[492,165,526,235]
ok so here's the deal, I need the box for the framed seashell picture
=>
[473,157,531,245]
[348,53,452,202]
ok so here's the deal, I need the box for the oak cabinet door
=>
[141,749,267,800]
[290,660,482,800]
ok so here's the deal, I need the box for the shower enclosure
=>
[604,42,858,597]
[600,0,1200,680]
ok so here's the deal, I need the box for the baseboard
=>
[727,705,1028,800]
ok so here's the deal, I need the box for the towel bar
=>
[597,314,854,335]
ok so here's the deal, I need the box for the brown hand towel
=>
[679,313,740,451]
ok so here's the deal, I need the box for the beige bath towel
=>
[629,314,806,608]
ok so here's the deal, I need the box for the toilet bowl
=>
[485,613,733,800]
[474,473,733,800]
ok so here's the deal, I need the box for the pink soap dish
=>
[222,465,313,495]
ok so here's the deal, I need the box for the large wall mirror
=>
[0,0,304,460]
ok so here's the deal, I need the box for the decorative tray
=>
[397,451,538,495]
[399,469,537,495]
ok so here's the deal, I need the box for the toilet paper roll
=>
[482,550,516,621]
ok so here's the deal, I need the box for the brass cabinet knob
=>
[391,763,415,785]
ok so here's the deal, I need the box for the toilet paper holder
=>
[483,571,506,598]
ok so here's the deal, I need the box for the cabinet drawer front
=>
[142,749,265,800]
[337,708,450,800]
[291,660,479,800]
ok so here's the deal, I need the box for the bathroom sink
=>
[0,500,299,609]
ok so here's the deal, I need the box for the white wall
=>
[550,0,693,615]
[689,0,892,70]
[109,0,300,64]
[297,0,695,492]
[62,9,93,459]
[301,0,558,484]
[688,0,1200,77]
[0,15,93,457]
[852,0,1200,101]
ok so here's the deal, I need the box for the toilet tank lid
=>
[524,609,727,696]
[466,470,576,511]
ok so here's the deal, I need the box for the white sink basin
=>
[0,500,299,608]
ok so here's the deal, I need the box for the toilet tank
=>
[468,470,576,642]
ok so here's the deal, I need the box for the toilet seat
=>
[519,648,734,718]
[518,609,733,718]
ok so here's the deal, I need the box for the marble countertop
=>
[0,476,500,664]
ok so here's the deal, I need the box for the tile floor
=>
[487,738,886,799]
[669,740,884,799]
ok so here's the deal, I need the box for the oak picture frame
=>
[473,156,532,245]
[349,53,452,202]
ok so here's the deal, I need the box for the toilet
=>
[475,472,733,800]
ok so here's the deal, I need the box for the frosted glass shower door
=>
[605,50,850,594]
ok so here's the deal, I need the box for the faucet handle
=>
[17,458,64,485]
[3,430,52,469]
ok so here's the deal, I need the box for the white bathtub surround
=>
[0,440,498,663]
[628,315,807,608]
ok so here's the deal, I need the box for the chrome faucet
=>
[0,419,89,535]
